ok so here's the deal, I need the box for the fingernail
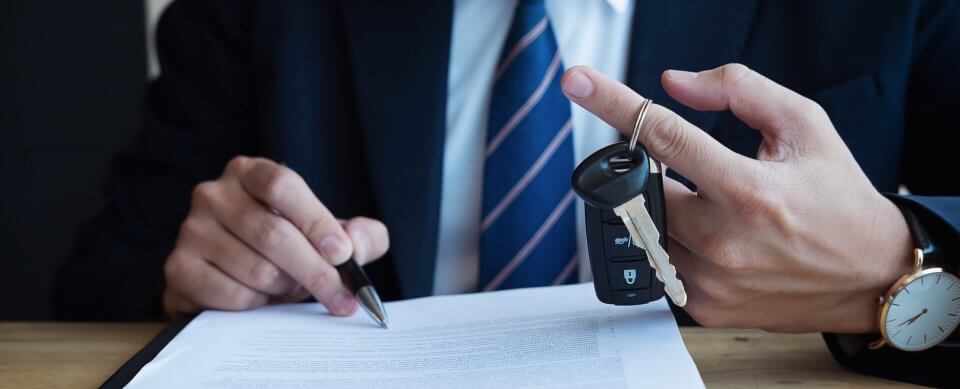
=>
[666,70,699,80]
[320,235,349,262]
[332,291,356,315]
[562,69,594,99]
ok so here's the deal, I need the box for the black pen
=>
[335,258,389,328]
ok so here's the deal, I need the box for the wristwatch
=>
[869,199,960,351]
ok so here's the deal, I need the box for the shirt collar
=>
[606,0,630,14]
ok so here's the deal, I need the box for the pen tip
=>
[357,285,390,329]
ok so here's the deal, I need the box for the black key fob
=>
[572,142,667,306]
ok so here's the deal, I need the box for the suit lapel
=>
[340,0,453,298]
[625,0,759,132]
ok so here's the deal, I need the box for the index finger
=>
[561,66,752,192]
[227,156,353,265]
[660,64,836,157]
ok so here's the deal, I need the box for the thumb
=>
[561,65,752,194]
[661,63,835,161]
[340,217,389,265]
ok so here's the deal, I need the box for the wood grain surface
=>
[0,323,918,388]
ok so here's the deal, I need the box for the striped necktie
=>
[479,0,578,291]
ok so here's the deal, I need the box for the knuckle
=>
[303,267,337,296]
[226,286,259,310]
[780,97,823,131]
[302,212,336,240]
[800,97,826,118]
[249,261,281,289]
[643,113,689,160]
[715,252,749,274]
[719,63,754,89]
[261,166,300,205]
[711,162,749,194]
[733,183,795,234]
[163,253,187,282]
[700,234,728,259]
[179,217,207,238]
[701,235,747,272]
[255,217,289,250]
[191,181,219,206]
[738,190,774,223]
[225,155,251,175]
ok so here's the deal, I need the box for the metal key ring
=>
[629,98,652,153]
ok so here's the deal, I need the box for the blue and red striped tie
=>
[479,0,578,291]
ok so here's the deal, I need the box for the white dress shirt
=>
[434,0,635,294]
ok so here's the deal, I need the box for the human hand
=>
[562,64,913,333]
[162,156,389,317]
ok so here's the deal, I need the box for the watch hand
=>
[897,308,928,327]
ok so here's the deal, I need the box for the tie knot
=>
[520,0,545,7]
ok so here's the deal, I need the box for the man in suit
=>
[56,0,958,385]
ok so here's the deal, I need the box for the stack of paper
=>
[127,283,703,388]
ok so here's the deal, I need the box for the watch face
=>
[883,270,960,351]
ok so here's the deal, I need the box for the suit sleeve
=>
[52,0,256,320]
[823,1,960,387]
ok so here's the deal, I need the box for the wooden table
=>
[0,323,916,388]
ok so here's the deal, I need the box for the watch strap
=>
[883,194,934,257]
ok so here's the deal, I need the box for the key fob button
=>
[612,289,651,305]
[602,223,647,259]
[609,254,647,263]
[607,261,650,290]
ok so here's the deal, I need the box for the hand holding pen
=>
[161,156,390,326]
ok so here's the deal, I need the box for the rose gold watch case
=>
[869,248,955,351]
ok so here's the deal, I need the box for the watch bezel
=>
[877,266,952,351]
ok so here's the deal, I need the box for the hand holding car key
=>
[572,99,687,307]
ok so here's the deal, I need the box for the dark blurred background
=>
[0,0,165,320]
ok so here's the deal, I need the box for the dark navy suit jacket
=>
[56,1,959,386]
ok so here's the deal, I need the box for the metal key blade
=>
[614,195,688,307]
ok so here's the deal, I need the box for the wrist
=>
[849,196,915,333]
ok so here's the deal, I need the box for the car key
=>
[574,142,660,306]
[572,141,687,307]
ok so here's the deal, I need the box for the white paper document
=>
[127,283,703,388]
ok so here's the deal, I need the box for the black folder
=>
[100,316,194,389]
